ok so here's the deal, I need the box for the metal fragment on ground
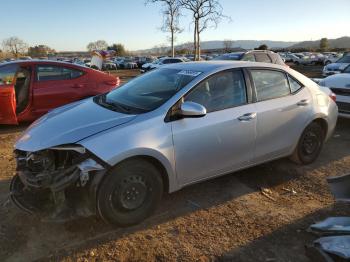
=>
[309,217,350,235]
[327,173,350,202]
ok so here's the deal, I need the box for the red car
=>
[0,60,120,124]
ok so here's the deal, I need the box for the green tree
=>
[255,44,268,50]
[28,45,55,57]
[2,37,28,58]
[320,38,329,51]
[107,43,127,56]
[86,40,108,51]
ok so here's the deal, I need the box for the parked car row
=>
[318,64,350,118]
[279,52,344,66]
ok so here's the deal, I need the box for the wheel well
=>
[113,156,170,193]
[312,118,328,140]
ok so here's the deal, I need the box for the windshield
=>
[337,55,350,63]
[94,68,201,114]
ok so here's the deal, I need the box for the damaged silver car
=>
[10,61,338,226]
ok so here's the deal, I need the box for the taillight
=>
[329,92,336,102]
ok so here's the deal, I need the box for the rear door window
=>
[251,70,290,101]
[254,53,272,63]
[241,54,256,62]
[36,65,83,81]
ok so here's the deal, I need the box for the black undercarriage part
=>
[10,148,105,222]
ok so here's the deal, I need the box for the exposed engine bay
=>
[10,145,107,222]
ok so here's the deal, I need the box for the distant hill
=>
[289,36,350,49]
[136,40,297,53]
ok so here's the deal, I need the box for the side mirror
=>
[180,101,206,118]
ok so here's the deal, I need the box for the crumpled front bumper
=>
[10,148,108,222]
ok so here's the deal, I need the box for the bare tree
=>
[147,0,183,57]
[2,37,28,58]
[86,40,108,51]
[223,39,233,53]
[180,0,229,60]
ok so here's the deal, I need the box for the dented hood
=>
[15,98,136,152]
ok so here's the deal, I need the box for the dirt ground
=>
[0,66,349,262]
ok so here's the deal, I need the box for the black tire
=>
[290,122,325,165]
[294,61,300,66]
[97,159,163,226]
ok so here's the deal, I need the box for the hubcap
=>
[112,175,148,211]
[302,130,319,155]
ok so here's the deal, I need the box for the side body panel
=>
[0,85,17,124]
[254,87,313,162]
[171,104,256,186]
[30,64,90,118]
[80,115,179,192]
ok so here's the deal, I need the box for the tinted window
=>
[241,54,255,61]
[185,70,247,112]
[251,70,290,101]
[0,64,18,85]
[344,65,350,73]
[254,53,272,63]
[288,75,303,93]
[99,68,200,113]
[162,59,171,64]
[337,55,350,63]
[37,65,83,81]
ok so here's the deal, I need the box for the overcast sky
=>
[1,0,349,51]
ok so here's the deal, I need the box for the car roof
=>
[0,59,87,69]
[163,61,287,73]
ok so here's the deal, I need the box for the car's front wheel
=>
[97,159,163,226]
[290,122,325,164]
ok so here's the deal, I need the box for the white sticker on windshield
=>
[177,70,202,77]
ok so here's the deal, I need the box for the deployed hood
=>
[325,63,349,71]
[16,98,136,152]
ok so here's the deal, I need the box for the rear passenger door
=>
[249,69,312,163]
[31,64,87,116]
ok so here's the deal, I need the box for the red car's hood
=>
[15,98,136,152]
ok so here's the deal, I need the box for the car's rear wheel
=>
[97,159,163,226]
[290,122,325,164]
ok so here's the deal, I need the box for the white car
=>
[319,65,350,118]
[141,57,186,73]
[323,54,350,77]
[323,53,343,65]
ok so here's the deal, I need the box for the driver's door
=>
[0,64,18,124]
[171,70,256,186]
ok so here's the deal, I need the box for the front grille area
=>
[331,88,350,96]
[336,101,350,114]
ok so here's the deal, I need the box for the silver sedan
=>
[11,61,338,226]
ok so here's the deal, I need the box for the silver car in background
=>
[11,61,338,226]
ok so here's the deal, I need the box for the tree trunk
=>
[171,30,175,57]
[194,20,198,60]
[197,27,200,61]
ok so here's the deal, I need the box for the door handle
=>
[297,99,309,106]
[237,112,257,122]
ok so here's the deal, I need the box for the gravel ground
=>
[0,67,349,262]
